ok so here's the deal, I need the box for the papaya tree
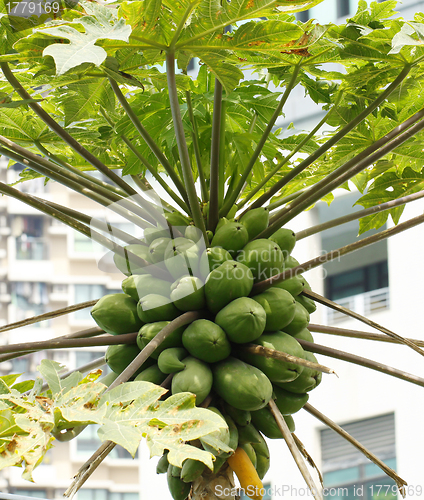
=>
[1,0,424,499]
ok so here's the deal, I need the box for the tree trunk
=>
[191,464,238,500]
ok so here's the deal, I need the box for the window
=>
[11,282,49,323]
[337,0,350,18]
[73,284,105,320]
[321,413,397,499]
[13,215,48,260]
[11,490,48,498]
[297,10,309,22]
[75,350,110,374]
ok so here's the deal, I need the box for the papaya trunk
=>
[191,464,237,500]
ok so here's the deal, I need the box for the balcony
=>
[16,236,49,260]
[324,287,390,324]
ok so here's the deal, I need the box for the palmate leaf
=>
[0,361,229,480]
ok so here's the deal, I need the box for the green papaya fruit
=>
[157,452,169,474]
[237,239,284,282]
[240,443,257,468]
[295,293,317,314]
[199,247,233,280]
[181,459,205,483]
[293,328,314,343]
[182,319,231,363]
[137,294,180,323]
[251,432,270,480]
[144,227,170,245]
[215,217,230,233]
[91,293,144,335]
[113,244,151,276]
[273,275,306,296]
[105,343,154,376]
[170,276,206,311]
[171,357,213,405]
[137,321,185,359]
[269,228,296,259]
[164,237,201,280]
[237,423,262,445]
[223,402,251,427]
[167,465,190,500]
[283,302,310,336]
[134,364,167,385]
[250,407,295,438]
[252,287,296,331]
[149,237,172,263]
[170,465,182,477]
[212,357,273,411]
[239,208,269,240]
[206,230,214,242]
[157,347,188,374]
[273,385,309,415]
[122,274,171,302]
[281,255,300,270]
[276,352,322,393]
[240,331,305,383]
[211,222,249,257]
[185,225,202,242]
[165,211,191,227]
[215,297,266,344]
[205,260,254,314]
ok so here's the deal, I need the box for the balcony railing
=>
[324,287,390,324]
[15,236,48,260]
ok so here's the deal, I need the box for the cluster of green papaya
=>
[90,207,321,500]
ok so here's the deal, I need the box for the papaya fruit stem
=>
[309,323,424,347]
[304,404,407,494]
[241,344,336,376]
[298,338,424,388]
[292,434,324,487]
[269,399,323,500]
[302,289,424,358]
[296,189,424,240]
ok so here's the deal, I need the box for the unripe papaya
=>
[113,244,151,276]
[237,239,284,282]
[149,237,172,263]
[167,465,191,500]
[227,205,238,219]
[185,225,201,242]
[281,255,300,270]
[252,287,296,331]
[283,302,310,336]
[273,385,309,415]
[251,432,270,480]
[164,237,201,280]
[170,276,205,311]
[165,211,191,227]
[134,364,167,385]
[144,227,170,245]
[293,328,314,343]
[170,465,182,477]
[200,407,231,458]
[91,293,144,335]
[156,451,169,474]
[240,331,305,383]
[240,442,257,469]
[250,407,295,438]
[213,415,239,473]
[137,294,180,323]
[105,343,154,376]
[211,222,249,257]
[269,228,296,258]
[181,459,205,483]
[239,208,269,240]
[199,247,233,280]
[122,274,171,302]
[295,293,317,314]
[223,402,251,427]
[273,275,306,296]
[206,230,214,242]
[205,261,254,314]
[212,357,272,411]
[171,357,213,405]
[137,321,185,359]
[182,319,231,363]
[215,217,230,233]
[276,352,322,393]
[157,347,188,374]
[237,423,262,445]
[215,297,266,344]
